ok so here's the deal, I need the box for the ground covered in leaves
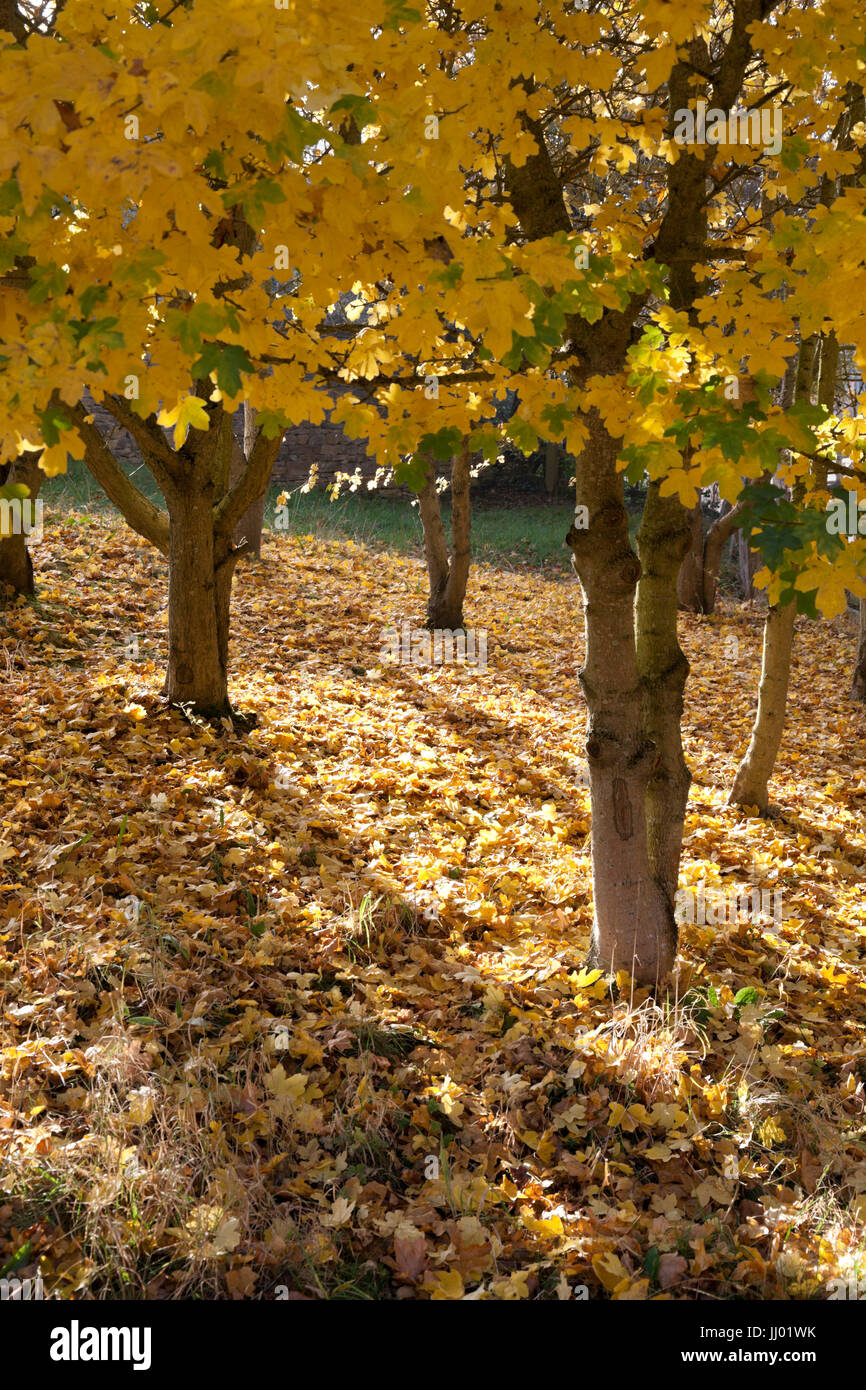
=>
[1,515,865,1300]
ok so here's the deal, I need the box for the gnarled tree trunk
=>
[418,442,472,630]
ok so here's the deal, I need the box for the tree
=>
[4,0,865,980]
[728,338,817,812]
[323,0,866,979]
[417,443,473,631]
[0,0,433,714]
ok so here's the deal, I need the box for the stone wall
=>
[275,408,374,486]
[80,391,387,490]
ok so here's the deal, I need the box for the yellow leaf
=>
[591,1251,630,1293]
[156,395,210,449]
[757,1116,787,1148]
[572,968,603,990]
[429,1270,464,1300]
[520,1207,564,1238]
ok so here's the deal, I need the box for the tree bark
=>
[737,529,761,601]
[418,443,472,630]
[0,453,43,597]
[676,498,705,612]
[852,597,866,703]
[228,403,267,558]
[702,499,743,613]
[728,598,797,812]
[0,1,26,43]
[544,441,559,497]
[72,401,170,555]
[230,413,267,559]
[165,485,237,716]
[569,410,676,983]
[636,483,693,905]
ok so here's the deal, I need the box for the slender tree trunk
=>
[569,410,675,983]
[728,336,820,811]
[676,498,705,612]
[231,404,267,558]
[417,443,472,630]
[852,597,866,702]
[544,441,559,497]
[702,499,743,613]
[737,530,760,601]
[635,483,693,905]
[0,454,43,597]
[728,598,797,812]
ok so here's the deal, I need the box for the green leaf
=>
[0,177,21,215]
[191,343,254,395]
[395,453,433,491]
[27,264,67,304]
[330,94,378,127]
[38,405,72,448]
[256,409,287,441]
[383,0,422,27]
[173,303,227,356]
[734,987,760,1009]
[80,284,109,318]
[0,483,30,503]
[417,426,463,463]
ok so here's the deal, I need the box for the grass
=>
[40,460,643,573]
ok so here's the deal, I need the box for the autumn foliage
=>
[0,0,865,1305]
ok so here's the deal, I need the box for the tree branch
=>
[100,394,180,496]
[68,402,170,555]
[213,426,283,537]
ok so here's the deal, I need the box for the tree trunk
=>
[737,528,760,601]
[853,597,866,703]
[635,483,693,905]
[0,454,43,598]
[544,441,559,497]
[418,443,472,630]
[728,335,820,811]
[728,598,797,812]
[702,500,743,614]
[165,486,237,715]
[676,498,705,612]
[230,405,267,558]
[569,409,675,984]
